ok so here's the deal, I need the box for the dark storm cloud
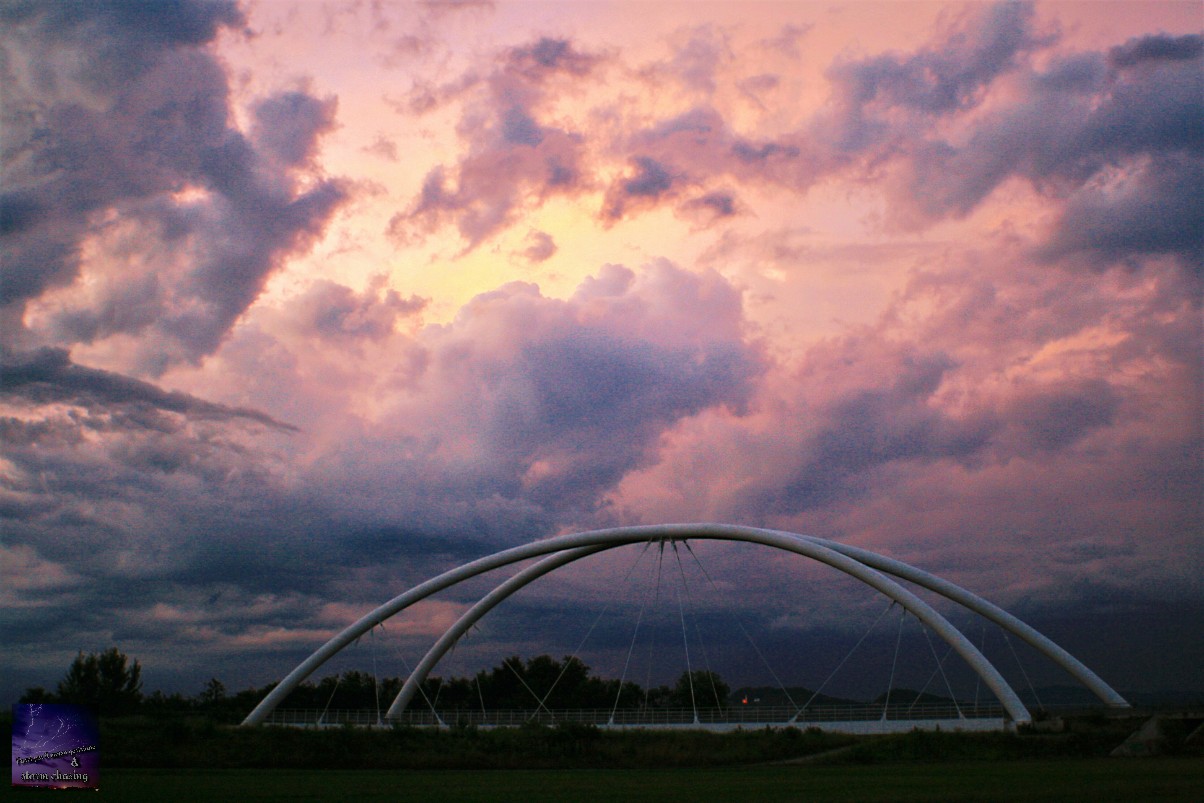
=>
[0,43,232,308]
[849,23,1203,265]
[1040,152,1204,268]
[0,0,244,88]
[1108,32,1204,68]
[11,263,766,674]
[251,91,339,167]
[0,347,296,431]
[754,346,999,515]
[495,328,758,508]
[828,1,1042,118]
[0,261,764,687]
[346,262,766,516]
[1,0,348,368]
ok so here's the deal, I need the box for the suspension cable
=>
[682,540,798,711]
[611,542,657,724]
[920,623,963,719]
[669,544,722,707]
[388,641,444,725]
[791,600,896,723]
[530,542,652,721]
[907,612,974,717]
[318,673,342,726]
[972,618,986,715]
[641,541,667,713]
[504,657,555,720]
[881,603,906,721]
[371,623,382,725]
[476,669,487,718]
[1003,631,1044,710]
[671,543,699,724]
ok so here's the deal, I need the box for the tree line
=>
[22,648,732,720]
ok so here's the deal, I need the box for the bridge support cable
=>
[530,542,653,721]
[791,601,896,724]
[475,670,487,719]
[670,542,701,724]
[386,544,609,720]
[973,621,987,715]
[905,614,970,718]
[502,658,555,721]
[610,542,658,725]
[920,623,964,720]
[798,536,1128,708]
[641,542,667,716]
[672,542,724,711]
[1003,631,1044,711]
[881,603,907,721]
[682,540,798,713]
[386,637,444,725]
[318,673,342,727]
[245,525,1041,726]
[370,624,382,726]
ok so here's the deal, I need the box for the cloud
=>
[362,135,399,161]
[600,107,811,221]
[343,261,763,516]
[505,36,597,79]
[609,244,1199,612]
[602,156,681,221]
[1039,152,1204,268]
[639,25,732,95]
[1108,32,1204,68]
[2,260,760,633]
[1,1,348,371]
[2,0,1199,704]
[862,28,1203,261]
[518,230,557,263]
[828,1,1043,118]
[250,90,339,168]
[419,0,494,20]
[391,37,597,249]
[679,190,740,227]
[0,347,296,431]
[287,279,427,343]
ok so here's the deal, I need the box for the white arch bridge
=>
[243,524,1130,732]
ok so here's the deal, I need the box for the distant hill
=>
[730,686,860,708]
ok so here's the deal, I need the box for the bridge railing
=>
[263,702,1008,728]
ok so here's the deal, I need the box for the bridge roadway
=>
[263,702,1013,734]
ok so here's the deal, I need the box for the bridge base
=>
[597,718,1011,735]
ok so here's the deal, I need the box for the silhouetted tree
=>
[668,670,730,710]
[198,677,226,706]
[56,648,143,715]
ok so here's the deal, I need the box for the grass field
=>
[100,758,1204,802]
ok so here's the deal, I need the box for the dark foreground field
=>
[101,759,1204,802]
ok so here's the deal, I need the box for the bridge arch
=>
[243,524,1129,726]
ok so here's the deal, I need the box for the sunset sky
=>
[2,0,1201,706]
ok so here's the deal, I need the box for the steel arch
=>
[243,524,1129,726]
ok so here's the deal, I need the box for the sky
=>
[2,0,1201,708]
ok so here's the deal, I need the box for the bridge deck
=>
[264,703,1013,733]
